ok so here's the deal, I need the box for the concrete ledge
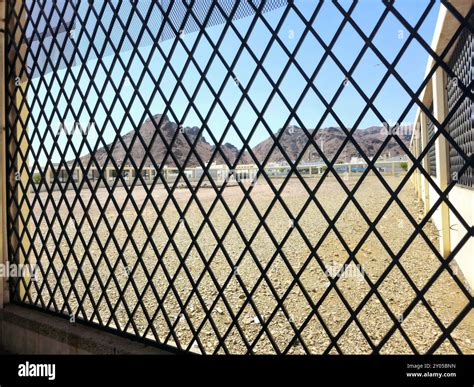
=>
[0,305,174,355]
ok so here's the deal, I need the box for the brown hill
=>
[76,115,409,168]
[252,125,410,164]
[77,114,251,168]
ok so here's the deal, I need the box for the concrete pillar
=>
[124,167,130,182]
[144,167,149,183]
[105,168,111,184]
[3,0,32,303]
[45,165,52,186]
[76,167,83,183]
[414,135,419,196]
[420,114,430,214]
[416,124,423,198]
[433,66,451,258]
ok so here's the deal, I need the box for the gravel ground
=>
[30,173,473,354]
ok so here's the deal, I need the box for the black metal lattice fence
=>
[3,0,474,354]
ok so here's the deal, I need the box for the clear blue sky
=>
[29,0,441,166]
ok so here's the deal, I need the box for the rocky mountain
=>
[75,115,410,168]
[252,125,410,164]
[76,114,251,168]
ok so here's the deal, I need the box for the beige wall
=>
[449,186,474,287]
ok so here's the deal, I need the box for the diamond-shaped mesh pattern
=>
[3,0,474,354]
[25,0,289,78]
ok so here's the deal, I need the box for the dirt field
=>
[29,173,473,354]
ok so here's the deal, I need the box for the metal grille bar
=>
[447,24,473,187]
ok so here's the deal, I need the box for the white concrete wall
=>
[449,186,474,287]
